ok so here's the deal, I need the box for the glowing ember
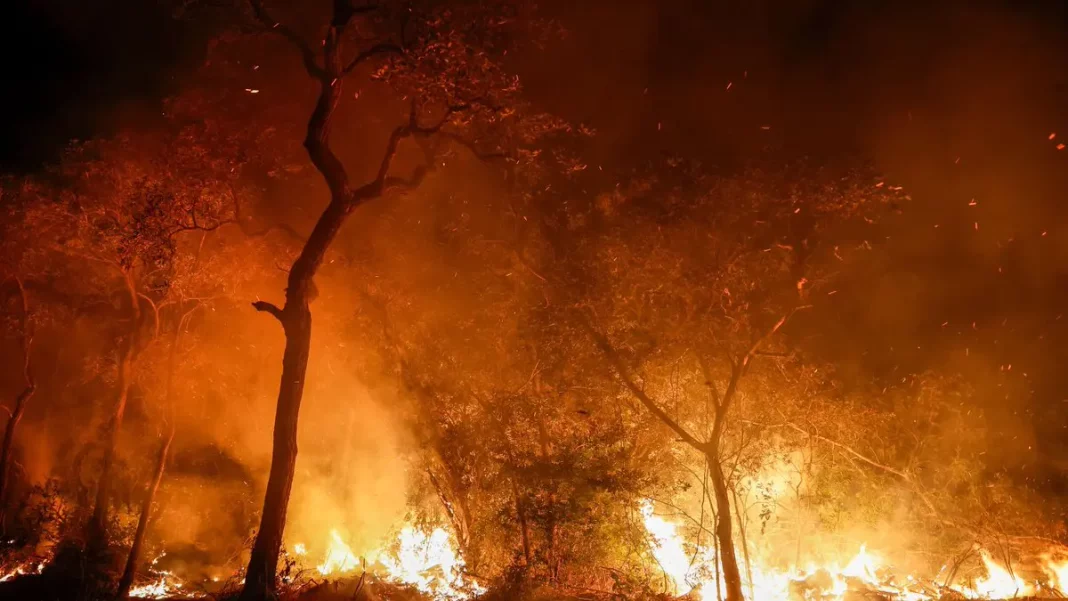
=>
[0,561,44,583]
[128,570,187,599]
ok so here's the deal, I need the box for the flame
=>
[967,550,1033,599]
[316,529,359,575]
[640,500,695,595]
[0,561,43,582]
[379,526,480,600]
[127,552,196,599]
[638,499,1068,601]
[128,571,186,599]
[0,563,34,584]
[297,523,480,600]
[1044,556,1068,593]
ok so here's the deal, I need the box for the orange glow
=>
[639,500,1068,601]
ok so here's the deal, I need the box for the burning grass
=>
[640,498,1068,601]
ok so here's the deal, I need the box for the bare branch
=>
[342,43,403,75]
[356,102,472,200]
[252,300,284,323]
[169,218,235,239]
[248,0,325,79]
[582,317,708,453]
[739,312,789,372]
[696,353,722,410]
[137,293,162,342]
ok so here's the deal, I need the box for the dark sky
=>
[0,1,187,168]
[3,0,1068,484]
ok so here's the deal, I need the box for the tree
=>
[0,277,35,530]
[115,304,191,599]
[234,2,565,598]
[527,162,891,600]
[13,129,240,564]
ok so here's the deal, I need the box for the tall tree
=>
[235,2,563,598]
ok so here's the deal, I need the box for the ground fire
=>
[1,1,1067,601]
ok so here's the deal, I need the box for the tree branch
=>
[252,300,284,323]
[342,43,402,75]
[248,0,325,79]
[707,311,795,449]
[757,419,957,532]
[582,318,707,453]
[354,102,471,201]
[137,293,162,342]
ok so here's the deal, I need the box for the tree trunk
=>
[0,385,34,530]
[426,457,472,555]
[707,453,745,601]
[512,479,532,567]
[117,310,185,600]
[116,430,173,599]
[239,1,442,596]
[0,276,35,531]
[731,485,754,599]
[88,331,136,552]
[240,304,311,601]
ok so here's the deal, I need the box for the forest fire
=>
[1,1,1067,601]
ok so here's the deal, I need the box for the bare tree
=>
[237,1,543,596]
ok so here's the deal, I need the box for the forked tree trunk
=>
[0,277,35,530]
